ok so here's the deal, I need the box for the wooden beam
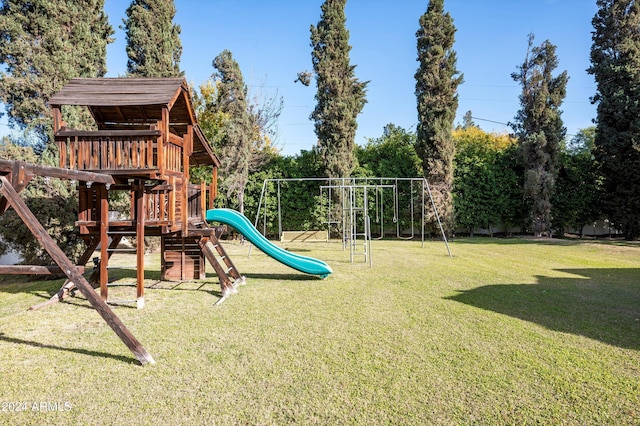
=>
[135,181,145,309]
[55,129,161,138]
[0,176,154,365]
[182,129,191,235]
[77,236,100,267]
[168,175,176,226]
[157,118,165,177]
[29,279,76,311]
[211,167,218,208]
[99,184,109,301]
[0,265,84,275]
[0,159,115,184]
[200,181,206,220]
[52,106,63,134]
[0,162,33,214]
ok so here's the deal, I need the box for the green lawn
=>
[0,238,639,425]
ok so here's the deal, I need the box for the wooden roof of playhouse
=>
[49,77,220,167]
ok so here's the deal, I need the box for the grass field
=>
[0,237,639,425]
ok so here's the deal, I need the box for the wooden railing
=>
[55,129,182,176]
[76,179,213,234]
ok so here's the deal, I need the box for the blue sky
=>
[2,1,599,156]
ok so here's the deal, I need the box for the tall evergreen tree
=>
[0,0,112,263]
[511,34,568,236]
[588,0,640,240]
[552,128,601,237]
[310,0,368,179]
[415,0,463,234]
[0,0,113,147]
[211,50,252,215]
[122,0,183,77]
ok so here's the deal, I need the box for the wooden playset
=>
[0,78,246,364]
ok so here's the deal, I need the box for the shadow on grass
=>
[243,272,320,282]
[452,236,640,249]
[0,332,138,364]
[447,268,640,350]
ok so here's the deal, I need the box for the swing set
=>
[254,177,452,266]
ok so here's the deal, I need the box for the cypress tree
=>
[511,34,568,236]
[123,0,183,77]
[0,0,113,263]
[212,50,252,214]
[0,0,113,146]
[415,0,463,234]
[310,0,368,179]
[588,0,640,240]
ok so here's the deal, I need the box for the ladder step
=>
[107,248,136,253]
[225,267,234,274]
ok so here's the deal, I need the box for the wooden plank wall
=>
[56,130,180,173]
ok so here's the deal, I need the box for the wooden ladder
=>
[198,235,245,304]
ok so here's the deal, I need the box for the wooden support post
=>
[77,236,100,268]
[0,176,154,365]
[29,280,76,311]
[0,163,31,214]
[211,167,218,208]
[200,180,206,220]
[181,237,186,281]
[88,235,122,285]
[52,106,63,133]
[158,115,167,177]
[78,186,89,233]
[168,175,176,227]
[135,181,145,309]
[99,184,109,301]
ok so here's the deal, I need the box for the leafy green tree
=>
[566,125,596,155]
[0,1,112,264]
[268,149,326,233]
[494,144,528,233]
[356,124,421,178]
[0,0,113,149]
[552,128,601,237]
[511,34,568,236]
[310,0,368,179]
[196,57,283,214]
[588,0,640,239]
[122,0,183,77]
[452,127,521,236]
[415,0,463,234]
[0,141,85,264]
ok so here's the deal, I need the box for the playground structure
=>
[255,177,452,266]
[48,78,245,305]
[0,78,330,365]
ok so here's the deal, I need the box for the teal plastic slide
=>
[205,208,332,278]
